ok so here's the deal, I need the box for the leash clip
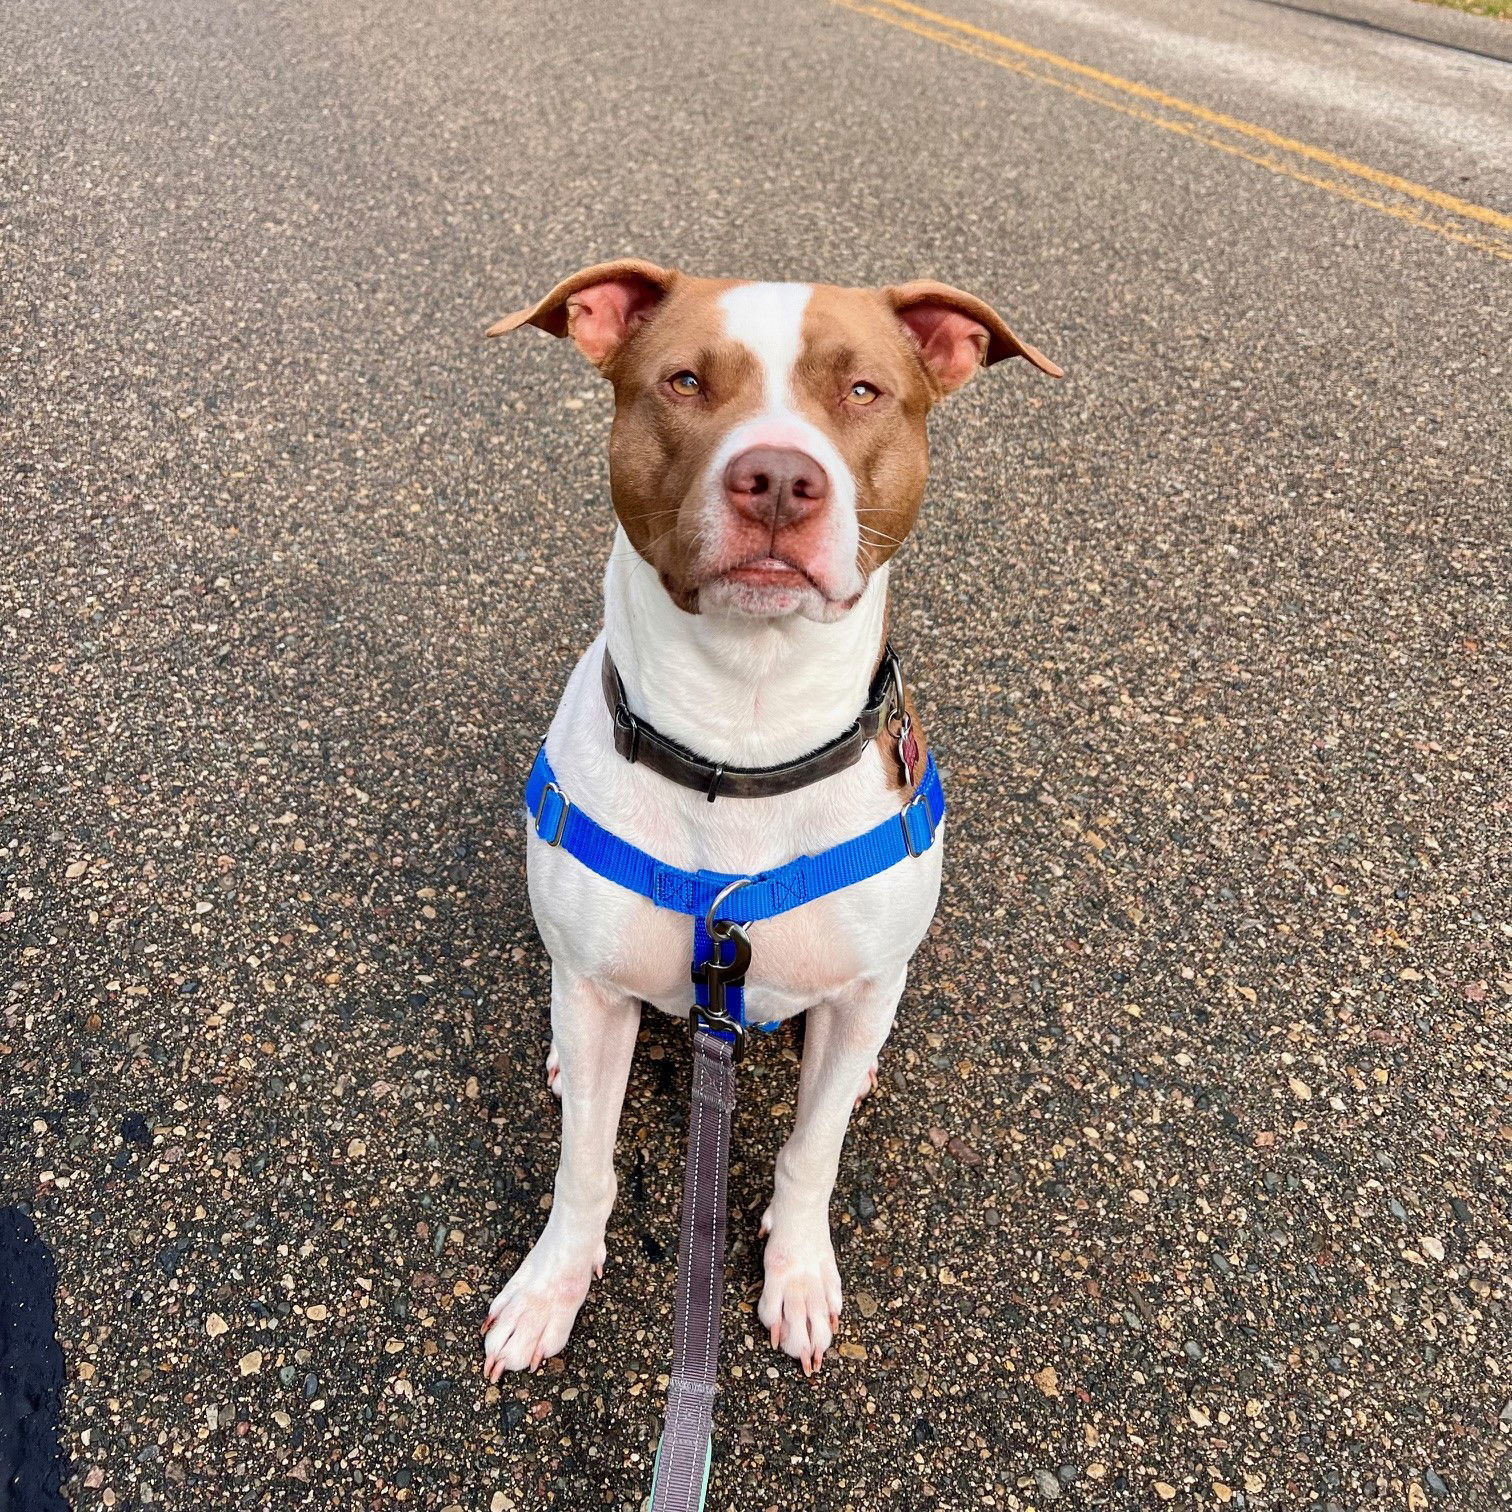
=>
[692,880,753,1060]
[690,1000,747,1061]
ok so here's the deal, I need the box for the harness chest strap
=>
[524,744,944,925]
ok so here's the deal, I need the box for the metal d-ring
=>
[703,876,753,939]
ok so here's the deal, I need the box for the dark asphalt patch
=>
[0,1209,69,1512]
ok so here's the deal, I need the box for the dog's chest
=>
[536,885,871,1016]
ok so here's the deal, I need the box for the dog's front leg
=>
[483,970,640,1377]
[758,970,904,1375]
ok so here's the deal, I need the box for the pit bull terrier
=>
[481,259,1060,1379]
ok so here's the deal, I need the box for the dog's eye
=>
[668,371,701,397]
[846,382,880,406]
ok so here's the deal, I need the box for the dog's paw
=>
[854,1059,879,1110]
[545,1042,561,1098]
[481,1230,604,1378]
[757,1220,843,1376]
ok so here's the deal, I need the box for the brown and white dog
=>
[481,261,1059,1378]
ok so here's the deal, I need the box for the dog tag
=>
[897,713,920,786]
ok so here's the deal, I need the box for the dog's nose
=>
[723,447,830,527]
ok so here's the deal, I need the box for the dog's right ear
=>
[486,259,675,368]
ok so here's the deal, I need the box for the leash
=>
[523,742,945,1510]
[649,899,748,1512]
[651,1023,732,1508]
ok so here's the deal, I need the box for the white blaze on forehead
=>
[718,282,812,408]
[707,279,862,606]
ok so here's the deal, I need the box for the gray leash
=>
[648,1027,737,1511]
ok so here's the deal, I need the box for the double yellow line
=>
[831,0,1512,261]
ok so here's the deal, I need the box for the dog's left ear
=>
[884,280,1063,393]
[486,258,676,368]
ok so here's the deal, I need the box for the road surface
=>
[2,0,1509,1507]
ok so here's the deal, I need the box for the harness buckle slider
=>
[899,794,934,859]
[534,782,570,847]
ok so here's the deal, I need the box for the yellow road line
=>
[830,0,1512,261]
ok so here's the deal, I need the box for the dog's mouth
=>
[721,555,815,591]
[696,552,864,622]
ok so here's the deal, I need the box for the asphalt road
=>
[3,0,1510,1508]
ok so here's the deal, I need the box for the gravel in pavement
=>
[2,0,1508,1508]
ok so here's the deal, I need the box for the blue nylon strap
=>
[524,744,945,924]
[691,915,714,1011]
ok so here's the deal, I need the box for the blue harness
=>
[524,742,946,1045]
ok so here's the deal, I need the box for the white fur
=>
[484,291,943,1381]
[608,525,884,770]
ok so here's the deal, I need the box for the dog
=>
[480,260,1060,1379]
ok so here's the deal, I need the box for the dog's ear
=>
[883,280,1062,393]
[486,259,676,367]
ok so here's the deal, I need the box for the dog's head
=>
[489,260,1060,621]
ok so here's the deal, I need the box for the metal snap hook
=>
[694,877,754,1058]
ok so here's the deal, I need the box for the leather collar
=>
[602,643,906,801]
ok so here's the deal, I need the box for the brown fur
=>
[599,276,760,610]
[795,287,936,578]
